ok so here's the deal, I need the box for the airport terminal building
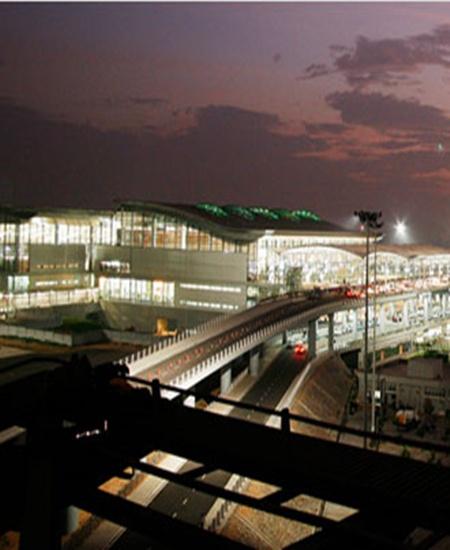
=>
[1,202,450,332]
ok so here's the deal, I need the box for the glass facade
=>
[0,204,449,319]
[99,276,175,306]
[280,247,363,286]
[0,288,98,314]
[114,208,245,253]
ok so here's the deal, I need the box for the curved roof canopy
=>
[120,201,357,242]
[340,243,450,259]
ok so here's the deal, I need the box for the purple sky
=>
[1,3,450,244]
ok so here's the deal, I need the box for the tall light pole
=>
[370,230,383,433]
[354,211,383,444]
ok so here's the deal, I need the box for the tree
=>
[286,266,303,293]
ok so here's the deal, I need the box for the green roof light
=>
[224,205,255,220]
[196,203,229,218]
[249,207,279,220]
[196,203,320,222]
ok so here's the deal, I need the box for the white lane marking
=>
[182,497,188,506]
[172,512,178,518]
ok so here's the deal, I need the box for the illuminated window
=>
[180,283,241,293]
[187,227,199,250]
[223,240,236,253]
[0,224,17,244]
[29,218,56,244]
[142,215,153,247]
[211,236,223,252]
[99,277,174,306]
[179,299,238,311]
[155,219,166,248]
[165,222,177,249]
[198,231,211,251]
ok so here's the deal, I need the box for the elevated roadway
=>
[121,292,362,381]
[120,287,450,394]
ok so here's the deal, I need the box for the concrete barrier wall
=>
[104,329,153,346]
[289,351,354,439]
[0,324,72,345]
[0,324,105,346]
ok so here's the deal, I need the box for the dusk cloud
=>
[377,139,419,150]
[129,97,168,107]
[0,97,448,245]
[100,96,168,109]
[273,52,282,64]
[326,91,450,132]
[0,100,328,208]
[301,24,450,89]
[303,122,349,135]
[299,63,332,80]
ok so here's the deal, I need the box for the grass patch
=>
[59,317,102,334]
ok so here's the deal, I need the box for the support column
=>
[61,507,79,535]
[249,349,260,377]
[328,312,334,351]
[281,331,288,345]
[308,319,317,359]
[423,296,430,322]
[379,305,385,334]
[183,395,196,407]
[402,300,409,328]
[352,310,358,339]
[220,367,232,394]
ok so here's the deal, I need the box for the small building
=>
[374,356,450,414]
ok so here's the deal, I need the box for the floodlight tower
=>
[354,210,383,444]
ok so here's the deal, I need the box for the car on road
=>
[294,343,307,358]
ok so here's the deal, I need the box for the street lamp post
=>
[354,210,383,444]
[370,230,383,433]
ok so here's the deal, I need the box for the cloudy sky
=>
[1,2,450,244]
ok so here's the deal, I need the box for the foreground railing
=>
[126,376,450,459]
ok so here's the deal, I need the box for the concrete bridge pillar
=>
[183,395,196,407]
[328,312,334,351]
[249,349,260,377]
[403,300,409,328]
[379,305,385,334]
[352,310,358,338]
[220,367,232,394]
[423,295,430,322]
[62,506,79,534]
[308,319,317,359]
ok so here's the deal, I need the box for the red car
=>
[345,288,362,299]
[294,343,307,358]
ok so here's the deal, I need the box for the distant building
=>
[1,202,450,333]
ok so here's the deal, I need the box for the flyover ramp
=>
[122,293,363,389]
